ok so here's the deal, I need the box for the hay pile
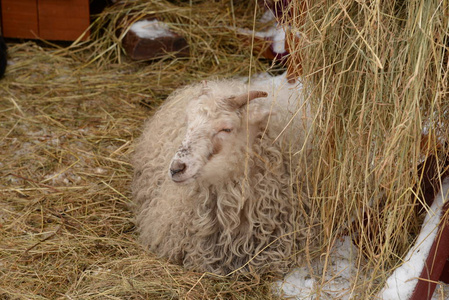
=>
[284,0,449,297]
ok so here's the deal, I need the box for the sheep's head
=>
[169,84,270,184]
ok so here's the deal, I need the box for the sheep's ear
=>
[226,90,268,110]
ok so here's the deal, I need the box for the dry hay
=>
[284,0,449,297]
[0,1,284,299]
[68,0,274,72]
[0,45,275,299]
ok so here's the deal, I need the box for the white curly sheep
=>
[132,74,312,275]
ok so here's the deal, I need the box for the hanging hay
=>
[282,0,449,297]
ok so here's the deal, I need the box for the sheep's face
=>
[169,88,270,184]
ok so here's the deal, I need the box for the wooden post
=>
[439,259,449,284]
[409,196,449,300]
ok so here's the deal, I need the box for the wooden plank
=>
[409,201,449,300]
[38,0,90,41]
[440,259,449,284]
[409,154,449,300]
[1,0,39,39]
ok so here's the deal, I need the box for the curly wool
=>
[132,78,310,275]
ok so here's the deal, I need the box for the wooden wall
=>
[1,0,90,41]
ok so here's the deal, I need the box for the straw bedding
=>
[0,1,278,297]
[0,44,277,300]
[1,0,448,299]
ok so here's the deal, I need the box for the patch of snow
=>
[431,284,449,300]
[94,167,107,174]
[260,9,276,23]
[275,236,363,300]
[44,171,81,186]
[279,268,315,299]
[234,26,270,38]
[130,20,175,40]
[271,27,286,53]
[378,177,449,300]
[234,25,286,54]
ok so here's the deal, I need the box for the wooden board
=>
[409,154,449,300]
[38,0,90,41]
[1,0,89,41]
[1,0,39,39]
[410,201,449,300]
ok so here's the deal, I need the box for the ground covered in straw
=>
[0,40,277,299]
[0,1,286,298]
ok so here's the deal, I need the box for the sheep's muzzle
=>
[170,159,187,182]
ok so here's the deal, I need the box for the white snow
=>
[235,25,287,54]
[275,236,363,300]
[94,167,107,174]
[259,9,276,23]
[378,177,449,300]
[431,284,449,300]
[130,20,174,40]
[271,27,286,54]
[231,8,288,55]
[43,170,82,185]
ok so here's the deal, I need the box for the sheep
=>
[131,74,311,275]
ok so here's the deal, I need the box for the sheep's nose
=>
[170,160,186,176]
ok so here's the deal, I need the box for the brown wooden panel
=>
[409,201,449,300]
[1,0,39,39]
[38,0,90,41]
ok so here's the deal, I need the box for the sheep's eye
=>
[220,128,232,133]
